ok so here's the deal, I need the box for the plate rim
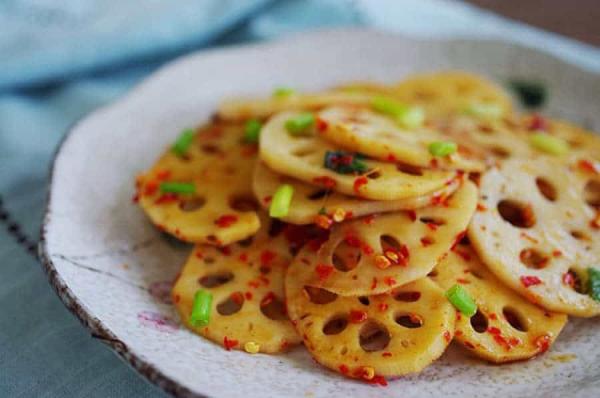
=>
[38,27,600,398]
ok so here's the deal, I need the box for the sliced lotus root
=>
[136,122,260,245]
[468,158,600,317]
[392,71,513,119]
[317,106,484,171]
[253,162,460,225]
[217,92,374,121]
[172,215,301,353]
[286,249,455,380]
[259,111,457,200]
[307,181,477,296]
[431,246,567,363]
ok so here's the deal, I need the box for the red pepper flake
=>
[173,294,181,303]
[362,243,374,255]
[383,276,396,287]
[451,231,467,250]
[260,250,277,266]
[489,313,498,320]
[370,375,388,387]
[316,117,328,132]
[353,176,368,194]
[248,280,260,289]
[420,236,434,247]
[349,310,368,324]
[244,292,253,300]
[528,114,548,131]
[223,336,239,351]
[487,326,501,335]
[444,330,452,343]
[425,222,438,231]
[144,180,159,196]
[260,292,275,307]
[263,195,272,204]
[386,154,397,162]
[382,352,392,358]
[239,253,248,262]
[464,341,475,349]
[406,210,417,222]
[590,212,600,229]
[476,203,487,212]
[454,249,471,262]
[231,292,244,305]
[371,277,378,290]
[520,275,542,288]
[577,159,600,174]
[378,303,388,312]
[156,169,171,180]
[509,337,522,347]
[552,249,562,257]
[562,272,576,288]
[363,214,376,225]
[455,330,463,337]
[384,244,410,266]
[313,176,337,189]
[315,264,334,281]
[430,158,439,169]
[154,193,179,205]
[345,211,354,220]
[314,214,333,230]
[456,278,470,284]
[215,214,238,228]
[534,334,551,353]
[338,364,349,374]
[493,334,511,351]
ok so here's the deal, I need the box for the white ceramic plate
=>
[41,29,600,398]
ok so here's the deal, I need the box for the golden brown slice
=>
[432,246,567,363]
[217,92,374,121]
[286,247,455,381]
[259,111,456,200]
[306,181,477,296]
[317,106,484,171]
[136,122,260,245]
[253,162,460,225]
[468,158,600,317]
[172,215,301,353]
[392,71,513,119]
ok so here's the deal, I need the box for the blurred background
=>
[0,0,598,397]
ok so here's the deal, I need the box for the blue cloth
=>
[0,1,599,397]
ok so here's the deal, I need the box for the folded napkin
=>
[0,1,598,397]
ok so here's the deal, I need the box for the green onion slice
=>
[428,141,457,157]
[529,133,568,155]
[269,184,294,218]
[463,103,503,119]
[273,87,296,98]
[159,182,196,194]
[172,129,195,156]
[244,119,262,143]
[190,289,213,327]
[588,268,600,302]
[446,284,477,317]
[396,106,425,129]
[285,113,315,135]
[371,96,424,128]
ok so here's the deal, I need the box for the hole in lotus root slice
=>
[304,286,338,304]
[317,106,484,172]
[259,111,457,200]
[172,212,302,353]
[307,181,478,295]
[217,293,244,315]
[469,158,600,317]
[252,162,460,225]
[286,249,455,378]
[199,271,234,288]
[488,146,511,159]
[229,195,260,212]
[358,296,370,306]
[394,291,421,302]
[360,321,391,351]
[332,240,362,272]
[497,200,536,228]
[535,177,557,202]
[432,248,567,363]
[419,216,446,226]
[396,163,424,176]
[584,180,600,208]
[395,314,424,329]
[137,122,260,245]
[470,310,488,333]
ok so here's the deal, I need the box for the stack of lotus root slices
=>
[134,72,600,385]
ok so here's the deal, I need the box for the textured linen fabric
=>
[0,0,598,397]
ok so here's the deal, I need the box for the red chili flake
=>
[258,275,270,286]
[362,243,374,255]
[489,313,498,320]
[239,253,248,262]
[223,336,239,351]
[370,375,388,387]
[528,114,548,131]
[378,303,388,312]
[444,330,452,343]
[263,195,272,204]
[244,292,253,300]
[248,280,260,289]
[420,236,434,247]
[386,154,397,162]
[260,292,275,307]
[509,337,521,347]
[315,264,334,281]
[156,169,171,180]
[316,117,328,132]
[430,158,439,168]
[451,231,467,250]
[314,214,333,230]
[363,214,376,225]
[476,203,487,212]
[371,277,378,290]
[455,330,463,337]
[144,180,159,196]
[231,292,244,305]
[578,159,600,174]
[487,327,501,335]
[534,334,551,353]
[345,211,354,220]
[456,278,470,284]
[590,212,600,229]
[382,352,392,358]
[353,176,368,194]
[173,294,181,303]
[493,334,511,351]
[406,210,417,222]
[562,272,576,288]
[425,222,438,231]
[552,249,562,257]
[215,214,238,228]
[384,244,410,266]
[383,276,396,287]
[456,312,462,321]
[313,176,337,189]
[260,250,277,266]
[154,193,179,204]
[349,310,368,324]
[520,275,542,288]
[454,249,471,261]
[338,364,349,374]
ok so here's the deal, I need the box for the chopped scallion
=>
[428,141,457,157]
[190,289,213,327]
[371,96,407,115]
[446,284,477,317]
[172,129,195,157]
[244,119,262,143]
[529,133,568,155]
[285,113,315,135]
[463,103,503,119]
[588,268,600,302]
[273,87,296,98]
[269,184,294,218]
[396,106,425,129]
[159,182,196,194]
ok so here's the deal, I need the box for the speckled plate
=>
[40,29,600,398]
